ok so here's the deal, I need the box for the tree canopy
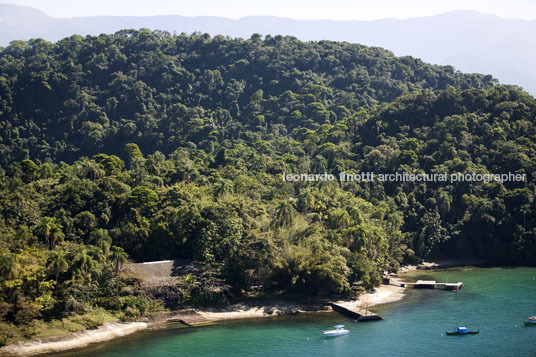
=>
[0,30,534,343]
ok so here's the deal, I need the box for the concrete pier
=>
[166,310,214,327]
[393,280,464,291]
[330,303,382,321]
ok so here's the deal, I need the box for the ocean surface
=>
[53,267,536,357]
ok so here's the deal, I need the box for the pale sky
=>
[1,0,535,20]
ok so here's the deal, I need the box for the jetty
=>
[166,310,214,327]
[391,279,464,291]
[330,302,382,322]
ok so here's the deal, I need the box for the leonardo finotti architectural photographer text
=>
[282,172,526,183]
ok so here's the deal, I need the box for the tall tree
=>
[47,250,68,282]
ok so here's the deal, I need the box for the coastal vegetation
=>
[0,30,535,343]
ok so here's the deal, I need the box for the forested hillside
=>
[0,30,494,165]
[0,30,534,342]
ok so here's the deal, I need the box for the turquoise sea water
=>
[53,267,536,357]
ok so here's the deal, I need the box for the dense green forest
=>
[0,30,535,342]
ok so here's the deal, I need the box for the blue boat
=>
[446,326,479,335]
[524,316,536,326]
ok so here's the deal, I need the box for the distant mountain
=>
[1,4,535,95]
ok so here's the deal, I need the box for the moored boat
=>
[323,324,350,337]
[446,327,479,335]
[524,316,536,326]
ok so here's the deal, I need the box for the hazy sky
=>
[1,0,535,20]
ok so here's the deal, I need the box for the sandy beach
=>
[195,282,407,322]
[195,300,313,321]
[357,283,407,307]
[330,283,407,316]
[0,322,147,357]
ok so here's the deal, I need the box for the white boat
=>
[323,324,350,337]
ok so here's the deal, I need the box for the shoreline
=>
[193,300,327,322]
[0,289,406,357]
[0,259,477,356]
[0,322,147,357]
[339,283,407,309]
[397,258,486,274]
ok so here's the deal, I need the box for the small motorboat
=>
[524,316,536,326]
[446,327,479,336]
[323,324,350,337]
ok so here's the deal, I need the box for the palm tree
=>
[297,189,315,214]
[35,217,56,249]
[87,245,106,265]
[89,228,112,256]
[344,225,368,252]
[49,224,65,250]
[272,200,296,228]
[327,208,350,230]
[47,250,68,282]
[110,246,128,274]
[72,249,95,282]
[15,226,34,247]
[78,158,105,180]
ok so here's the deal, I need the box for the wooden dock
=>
[393,280,464,291]
[330,303,382,322]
